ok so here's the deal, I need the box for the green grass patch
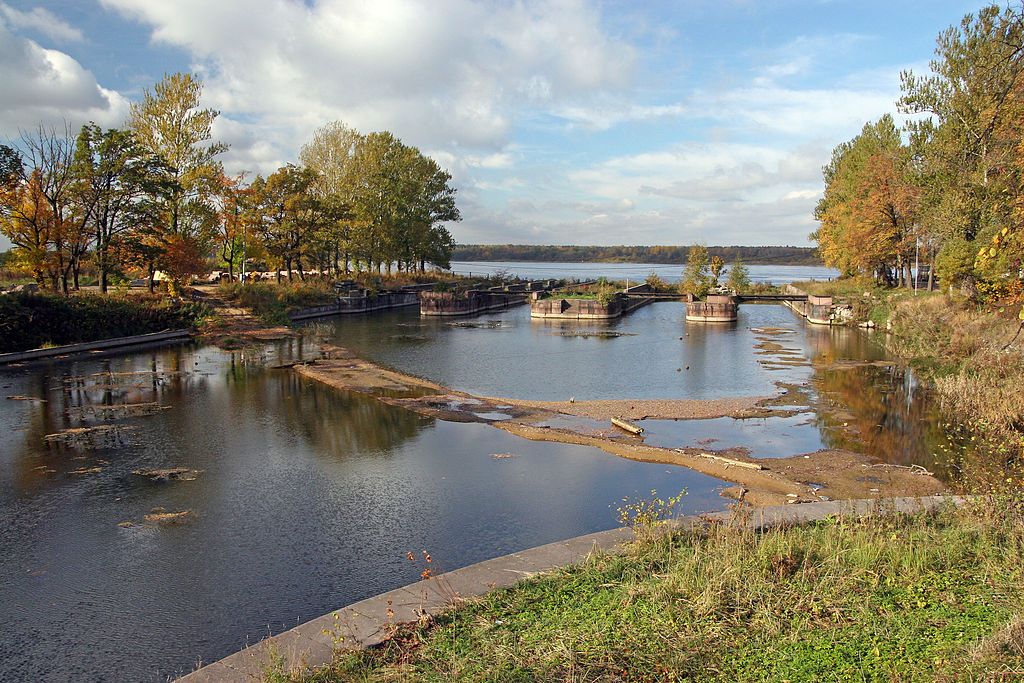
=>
[280,500,1024,682]
[790,276,881,298]
[217,280,337,325]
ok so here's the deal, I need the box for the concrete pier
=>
[685,294,738,322]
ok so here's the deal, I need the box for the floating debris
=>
[5,395,46,402]
[448,320,502,328]
[750,327,795,336]
[490,452,519,459]
[69,402,169,420]
[68,467,103,476]
[43,425,134,449]
[131,468,202,482]
[390,334,430,343]
[554,330,637,338]
[144,509,196,525]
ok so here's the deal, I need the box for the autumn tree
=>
[213,173,256,279]
[251,165,321,282]
[73,123,171,292]
[899,4,1024,288]
[0,125,90,292]
[128,72,227,287]
[812,115,920,285]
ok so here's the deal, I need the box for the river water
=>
[0,266,950,681]
[449,261,840,285]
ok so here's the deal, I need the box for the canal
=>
[0,300,949,681]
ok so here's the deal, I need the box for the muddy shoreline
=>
[291,342,946,508]
[193,292,945,508]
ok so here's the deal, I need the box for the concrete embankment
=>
[530,284,655,320]
[0,329,192,365]
[177,495,964,682]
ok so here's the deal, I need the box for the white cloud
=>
[0,22,129,136]
[100,0,639,169]
[0,3,84,43]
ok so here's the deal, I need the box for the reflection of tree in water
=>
[811,364,956,480]
[243,371,429,457]
[804,324,886,364]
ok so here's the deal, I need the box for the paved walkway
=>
[178,495,964,682]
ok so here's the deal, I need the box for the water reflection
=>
[0,342,728,681]
[809,363,954,478]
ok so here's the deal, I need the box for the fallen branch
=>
[611,417,644,435]
[677,450,765,471]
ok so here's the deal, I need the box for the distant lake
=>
[448,261,839,285]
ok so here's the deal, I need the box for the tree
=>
[214,172,255,279]
[0,125,88,292]
[727,259,751,294]
[681,244,711,297]
[812,115,920,285]
[345,131,460,273]
[251,165,320,282]
[709,255,725,286]
[73,123,171,292]
[299,122,360,273]
[128,73,227,264]
[899,4,1024,287]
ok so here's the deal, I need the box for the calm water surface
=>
[449,261,840,284]
[321,303,880,400]
[0,297,950,681]
[0,341,725,681]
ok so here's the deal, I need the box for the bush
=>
[0,291,210,353]
[217,280,336,325]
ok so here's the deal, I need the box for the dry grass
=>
[887,295,1024,430]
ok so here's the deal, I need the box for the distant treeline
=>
[451,245,822,265]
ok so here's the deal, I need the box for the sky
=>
[0,0,989,251]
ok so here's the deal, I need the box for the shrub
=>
[0,291,209,353]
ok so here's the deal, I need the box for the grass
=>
[271,498,1024,682]
[217,280,338,325]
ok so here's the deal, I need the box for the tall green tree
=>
[681,244,711,297]
[128,72,227,278]
[898,4,1024,287]
[73,123,171,292]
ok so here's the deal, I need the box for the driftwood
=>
[678,450,765,471]
[44,425,134,449]
[611,417,644,435]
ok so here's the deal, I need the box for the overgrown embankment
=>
[793,279,1024,488]
[215,281,337,325]
[886,294,1024,488]
[278,499,1024,681]
[0,291,209,353]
